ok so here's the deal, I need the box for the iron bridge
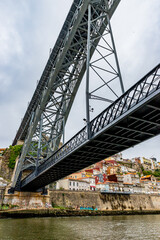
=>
[9,0,160,193]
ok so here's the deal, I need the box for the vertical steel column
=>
[106,14,124,94]
[63,102,66,145]
[86,4,91,139]
[36,113,43,175]
[103,0,124,94]
[29,112,35,126]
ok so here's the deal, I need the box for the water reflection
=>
[0,215,160,240]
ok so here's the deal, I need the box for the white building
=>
[78,177,96,191]
[0,177,8,188]
[56,178,90,191]
[123,173,140,185]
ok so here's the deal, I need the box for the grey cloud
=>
[0,0,160,161]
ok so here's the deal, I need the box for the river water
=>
[0,215,160,240]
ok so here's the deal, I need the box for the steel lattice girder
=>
[13,0,121,146]
[11,0,121,189]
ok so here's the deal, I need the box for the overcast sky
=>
[0,0,160,161]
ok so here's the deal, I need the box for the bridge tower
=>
[10,0,125,193]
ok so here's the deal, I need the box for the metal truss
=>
[21,64,160,191]
[85,1,124,138]
[11,0,122,190]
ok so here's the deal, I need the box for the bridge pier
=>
[3,187,50,209]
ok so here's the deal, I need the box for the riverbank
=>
[3,190,160,211]
[1,208,160,218]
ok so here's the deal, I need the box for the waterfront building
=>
[56,178,90,191]
[140,175,157,194]
[107,165,121,175]
[93,167,101,175]
[85,169,93,177]
[95,173,107,184]
[0,148,6,156]
[141,175,156,183]
[123,173,140,185]
[151,157,157,169]
[108,174,118,182]
[120,165,129,173]
[142,157,153,170]
[77,177,96,191]
[104,157,118,166]
[116,174,125,183]
[67,171,86,179]
[123,183,133,193]
[156,181,160,193]
[96,181,117,192]
[96,181,109,191]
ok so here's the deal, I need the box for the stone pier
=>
[3,188,50,208]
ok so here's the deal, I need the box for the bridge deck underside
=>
[21,93,160,191]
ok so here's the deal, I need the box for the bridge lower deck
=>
[21,88,160,191]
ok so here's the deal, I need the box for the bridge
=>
[9,0,160,193]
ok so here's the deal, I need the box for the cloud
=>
[111,0,160,90]
[0,1,25,65]
[0,0,160,161]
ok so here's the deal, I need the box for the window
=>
[73,182,75,186]
[77,182,78,187]
[70,181,71,186]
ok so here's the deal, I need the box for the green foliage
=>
[51,202,68,209]
[143,170,152,176]
[0,204,19,210]
[0,204,9,210]
[8,145,23,169]
[142,169,160,178]
[153,169,160,177]
[137,172,141,177]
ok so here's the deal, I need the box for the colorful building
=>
[0,148,6,156]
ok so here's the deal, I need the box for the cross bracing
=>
[11,0,123,190]
[20,64,160,191]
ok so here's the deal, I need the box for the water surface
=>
[0,215,160,239]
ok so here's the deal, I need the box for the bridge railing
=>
[21,126,88,185]
[38,126,87,173]
[90,63,160,136]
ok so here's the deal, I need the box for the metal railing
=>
[22,126,87,186]
[90,64,160,136]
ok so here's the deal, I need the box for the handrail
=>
[90,63,160,136]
